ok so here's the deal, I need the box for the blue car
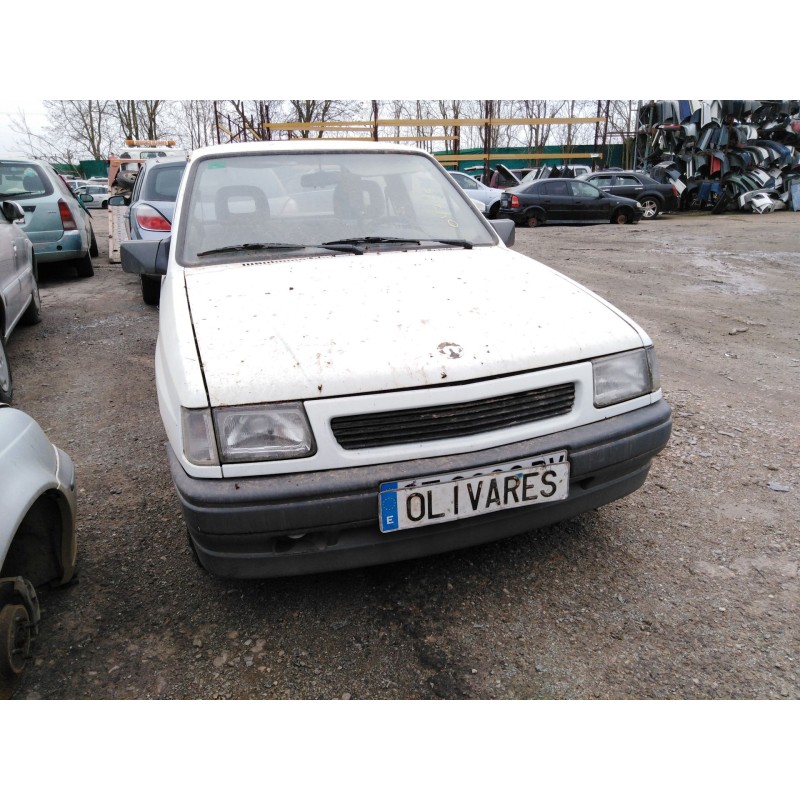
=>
[0,157,97,278]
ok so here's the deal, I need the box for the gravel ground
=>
[2,209,798,701]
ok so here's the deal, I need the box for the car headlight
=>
[215,403,315,462]
[592,347,660,408]
[182,403,316,465]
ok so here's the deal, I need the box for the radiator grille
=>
[330,383,575,450]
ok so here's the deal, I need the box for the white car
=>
[0,404,77,678]
[448,171,504,218]
[78,183,112,209]
[120,141,671,579]
[1,199,42,403]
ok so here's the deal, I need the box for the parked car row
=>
[0,199,40,404]
[498,177,645,227]
[452,165,678,227]
[0,166,78,684]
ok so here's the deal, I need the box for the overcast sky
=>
[0,6,778,155]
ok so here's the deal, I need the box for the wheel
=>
[141,275,161,306]
[101,201,108,210]
[612,209,631,225]
[0,336,12,404]
[640,197,660,219]
[21,264,42,326]
[526,214,544,228]
[75,252,94,278]
[488,201,500,219]
[89,227,99,257]
[0,604,31,678]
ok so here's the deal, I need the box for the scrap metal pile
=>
[636,100,800,214]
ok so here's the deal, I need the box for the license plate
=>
[379,451,569,533]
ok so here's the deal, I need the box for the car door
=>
[611,175,644,203]
[540,180,573,221]
[569,180,614,221]
[0,203,27,335]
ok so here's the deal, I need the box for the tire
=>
[141,275,161,306]
[75,252,94,278]
[89,227,99,257]
[0,336,12,404]
[640,197,660,219]
[21,263,42,326]
[101,201,108,210]
[526,214,544,228]
[0,604,31,678]
[488,201,500,219]
[612,209,631,225]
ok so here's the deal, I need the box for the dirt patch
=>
[3,209,798,699]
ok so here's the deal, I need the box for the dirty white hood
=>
[184,247,645,407]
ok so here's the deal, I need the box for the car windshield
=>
[178,151,496,265]
[142,163,186,202]
[0,163,53,201]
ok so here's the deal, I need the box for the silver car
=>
[108,157,187,305]
[0,200,42,404]
[0,404,77,679]
[448,171,504,218]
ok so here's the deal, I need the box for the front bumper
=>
[170,399,672,579]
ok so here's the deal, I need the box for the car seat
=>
[214,185,270,247]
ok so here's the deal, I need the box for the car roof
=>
[522,177,582,185]
[590,170,657,181]
[189,140,429,162]
[141,157,188,168]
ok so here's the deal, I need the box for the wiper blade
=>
[323,236,473,249]
[196,241,362,257]
[197,242,306,256]
[324,236,420,246]
[431,239,473,249]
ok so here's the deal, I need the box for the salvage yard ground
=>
[2,209,798,700]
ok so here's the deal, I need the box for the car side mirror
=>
[108,195,128,207]
[120,237,170,276]
[1,200,25,222]
[489,219,515,247]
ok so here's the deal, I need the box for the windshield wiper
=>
[196,241,363,257]
[323,236,473,249]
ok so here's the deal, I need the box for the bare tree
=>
[20,100,114,161]
[437,100,463,155]
[286,100,365,138]
[549,100,598,148]
[113,100,167,142]
[605,100,637,168]
[169,100,217,149]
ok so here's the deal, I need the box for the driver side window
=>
[571,182,602,199]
